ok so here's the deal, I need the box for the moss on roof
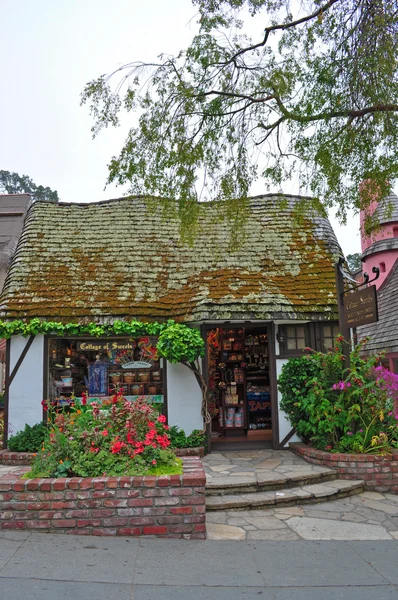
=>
[0,194,341,323]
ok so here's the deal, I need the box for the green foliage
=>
[0,170,59,202]
[28,393,179,478]
[0,318,171,340]
[7,422,48,452]
[0,319,204,365]
[279,337,398,453]
[157,323,205,364]
[278,357,319,427]
[168,426,206,448]
[82,0,398,228]
[346,253,362,272]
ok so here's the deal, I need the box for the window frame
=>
[277,324,309,357]
[320,322,341,352]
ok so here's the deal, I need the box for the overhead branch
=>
[216,0,341,66]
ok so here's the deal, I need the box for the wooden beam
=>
[279,427,297,448]
[2,339,11,447]
[7,335,36,387]
[335,259,351,367]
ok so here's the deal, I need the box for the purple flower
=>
[347,431,353,436]
[388,412,393,416]
[359,429,363,433]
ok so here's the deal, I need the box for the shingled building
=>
[358,193,398,373]
[0,194,342,449]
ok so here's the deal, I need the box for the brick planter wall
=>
[290,443,398,494]
[0,457,206,538]
[0,451,34,466]
[0,448,205,465]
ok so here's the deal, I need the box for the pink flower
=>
[157,415,167,423]
[101,429,109,436]
[152,460,157,465]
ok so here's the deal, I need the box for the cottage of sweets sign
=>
[343,285,378,328]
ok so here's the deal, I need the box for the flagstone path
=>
[203,449,334,485]
[203,449,398,540]
[206,491,398,540]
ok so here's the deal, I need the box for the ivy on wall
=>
[0,318,205,364]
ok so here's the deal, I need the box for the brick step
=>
[206,479,365,511]
[206,468,337,496]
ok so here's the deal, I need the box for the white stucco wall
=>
[276,358,300,446]
[166,361,203,434]
[8,335,44,436]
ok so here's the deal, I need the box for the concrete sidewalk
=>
[0,532,397,599]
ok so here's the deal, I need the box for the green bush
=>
[27,394,179,478]
[279,337,398,453]
[7,422,48,452]
[168,426,205,448]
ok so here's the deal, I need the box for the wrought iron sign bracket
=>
[337,257,380,298]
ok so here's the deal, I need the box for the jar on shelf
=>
[110,373,121,383]
[147,384,157,395]
[123,372,136,383]
[131,384,143,395]
[138,371,150,382]
[152,371,161,381]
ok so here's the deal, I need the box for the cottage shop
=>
[0,194,341,450]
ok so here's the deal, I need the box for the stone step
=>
[206,479,365,511]
[206,468,337,496]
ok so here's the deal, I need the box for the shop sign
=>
[77,339,135,352]
[343,285,378,328]
[248,400,270,412]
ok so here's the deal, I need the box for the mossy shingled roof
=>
[0,194,341,323]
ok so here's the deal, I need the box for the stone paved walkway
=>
[207,491,398,541]
[203,449,333,485]
[0,464,23,477]
[204,449,398,540]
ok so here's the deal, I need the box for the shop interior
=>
[207,326,272,444]
[47,337,164,407]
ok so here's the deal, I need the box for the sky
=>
[0,0,361,255]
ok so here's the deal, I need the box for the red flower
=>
[157,414,167,423]
[101,429,109,436]
[111,440,124,454]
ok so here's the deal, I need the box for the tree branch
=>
[218,0,341,66]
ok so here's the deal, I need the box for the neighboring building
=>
[0,194,342,450]
[358,193,398,372]
[0,194,31,391]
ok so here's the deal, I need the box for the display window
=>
[47,337,165,408]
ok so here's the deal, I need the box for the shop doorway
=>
[207,326,274,449]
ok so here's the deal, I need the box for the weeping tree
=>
[82,0,398,231]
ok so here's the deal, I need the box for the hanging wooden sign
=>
[343,285,378,328]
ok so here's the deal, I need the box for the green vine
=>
[0,318,205,362]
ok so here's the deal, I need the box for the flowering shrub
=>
[279,337,398,453]
[28,393,180,477]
